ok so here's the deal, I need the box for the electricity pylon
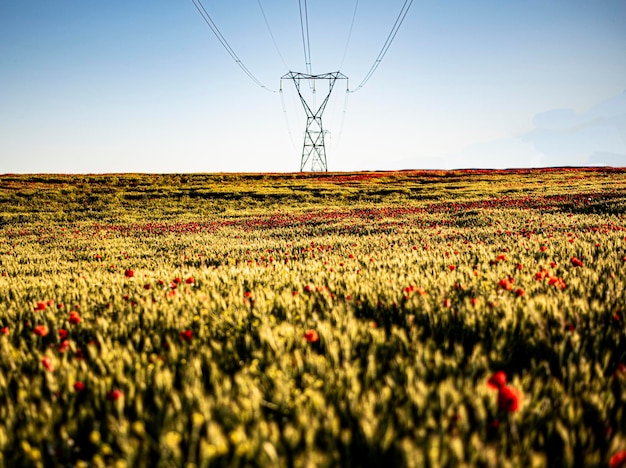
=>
[281,71,348,172]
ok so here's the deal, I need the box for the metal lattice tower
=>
[281,71,348,172]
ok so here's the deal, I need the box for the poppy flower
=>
[107,389,124,401]
[448,265,456,271]
[498,278,514,291]
[571,256,584,267]
[34,301,46,311]
[497,385,520,413]
[124,269,134,278]
[74,381,85,392]
[69,311,80,325]
[515,288,525,297]
[185,277,194,285]
[33,325,49,337]
[42,356,54,372]
[58,340,70,353]
[1,327,8,336]
[143,283,151,290]
[181,329,193,342]
[487,371,507,390]
[610,450,626,468]
[304,329,319,343]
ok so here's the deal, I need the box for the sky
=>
[1,0,625,173]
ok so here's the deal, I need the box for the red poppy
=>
[498,278,514,291]
[69,311,81,325]
[107,389,124,401]
[185,277,195,284]
[181,329,193,342]
[173,277,182,285]
[304,329,319,343]
[74,381,85,392]
[571,256,584,267]
[124,269,134,278]
[1,327,8,336]
[497,386,520,412]
[448,265,456,271]
[515,288,525,297]
[42,356,54,372]
[443,298,452,308]
[33,325,49,337]
[34,301,46,312]
[143,283,151,290]
[58,340,70,353]
[610,451,626,468]
[487,371,507,390]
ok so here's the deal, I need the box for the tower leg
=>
[301,116,327,172]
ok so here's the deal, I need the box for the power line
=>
[339,0,359,71]
[257,0,290,70]
[279,82,298,151]
[298,0,313,75]
[190,0,276,92]
[350,0,414,93]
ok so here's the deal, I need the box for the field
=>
[1,168,626,467]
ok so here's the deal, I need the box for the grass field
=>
[1,168,626,467]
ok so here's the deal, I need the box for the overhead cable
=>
[339,0,359,70]
[298,0,313,75]
[350,0,414,93]
[257,0,290,69]
[191,0,276,92]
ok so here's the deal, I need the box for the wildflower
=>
[34,301,47,312]
[181,329,193,342]
[74,381,85,392]
[443,298,452,308]
[487,371,507,390]
[1,327,8,336]
[448,265,456,271]
[610,451,626,468]
[69,311,81,325]
[124,269,134,278]
[143,283,151,290]
[498,278,514,291]
[497,254,507,262]
[42,356,54,372]
[304,329,319,343]
[33,325,49,337]
[571,256,584,267]
[515,288,525,297]
[497,386,520,412]
[59,340,70,353]
[107,389,124,401]
[185,277,194,285]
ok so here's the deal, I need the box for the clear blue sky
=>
[1,0,625,173]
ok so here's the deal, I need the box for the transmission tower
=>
[281,71,348,172]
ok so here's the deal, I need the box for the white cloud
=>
[443,90,626,168]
